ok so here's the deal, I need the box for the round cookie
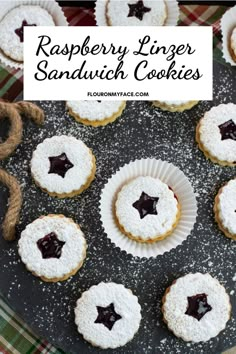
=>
[230,27,236,63]
[152,100,199,112]
[18,215,87,282]
[214,178,236,240]
[0,5,54,62]
[74,282,141,349]
[196,103,236,166]
[66,100,126,127]
[106,0,167,26]
[31,135,96,198]
[115,176,180,243]
[162,273,231,342]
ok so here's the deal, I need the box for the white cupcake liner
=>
[95,0,179,26]
[99,158,197,258]
[221,5,236,66]
[0,0,68,70]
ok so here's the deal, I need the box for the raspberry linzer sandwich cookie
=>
[152,100,199,112]
[74,282,141,349]
[196,103,236,166]
[18,215,87,282]
[115,176,180,243]
[162,273,231,342]
[66,100,126,127]
[230,27,236,62]
[31,135,96,198]
[0,5,54,62]
[106,0,167,26]
[214,178,236,240]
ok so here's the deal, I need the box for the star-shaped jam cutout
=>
[48,152,74,178]
[185,293,212,321]
[94,303,122,331]
[133,191,159,219]
[127,0,151,21]
[15,20,36,43]
[37,232,65,259]
[218,119,236,141]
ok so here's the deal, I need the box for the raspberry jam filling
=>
[95,303,122,330]
[185,293,212,321]
[15,20,36,43]
[37,232,65,259]
[218,119,236,141]
[127,0,151,21]
[133,191,159,219]
[48,152,74,178]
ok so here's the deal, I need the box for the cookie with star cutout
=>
[152,100,199,112]
[74,282,141,349]
[196,103,236,166]
[230,27,236,63]
[106,0,167,26]
[115,176,180,243]
[0,5,54,63]
[31,135,96,198]
[66,100,126,127]
[18,214,87,282]
[214,178,236,240]
[162,273,231,342]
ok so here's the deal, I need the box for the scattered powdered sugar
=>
[75,282,141,349]
[67,101,125,121]
[218,179,236,235]
[0,61,235,353]
[163,273,231,342]
[31,135,93,194]
[115,176,178,239]
[18,215,86,279]
[198,103,236,163]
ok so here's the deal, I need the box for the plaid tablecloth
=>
[0,3,232,354]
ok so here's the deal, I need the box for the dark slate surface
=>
[0,60,235,354]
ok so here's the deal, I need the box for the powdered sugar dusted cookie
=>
[214,178,236,240]
[0,5,54,62]
[230,27,236,62]
[162,273,231,342]
[106,0,167,26]
[74,282,141,349]
[31,135,96,198]
[115,176,180,243]
[18,215,87,282]
[196,103,236,166]
[152,100,199,112]
[66,100,126,127]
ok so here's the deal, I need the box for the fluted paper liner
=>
[221,5,236,66]
[99,159,197,258]
[95,0,179,26]
[0,0,68,70]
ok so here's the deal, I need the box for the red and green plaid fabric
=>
[0,4,232,354]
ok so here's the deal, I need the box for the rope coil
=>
[0,101,45,241]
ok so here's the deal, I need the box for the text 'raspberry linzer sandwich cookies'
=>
[162,273,231,342]
[0,5,54,63]
[152,100,199,113]
[18,215,87,282]
[196,103,236,166]
[74,282,141,349]
[115,176,180,243]
[214,178,236,240]
[106,0,167,26]
[31,135,96,198]
[66,100,126,127]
